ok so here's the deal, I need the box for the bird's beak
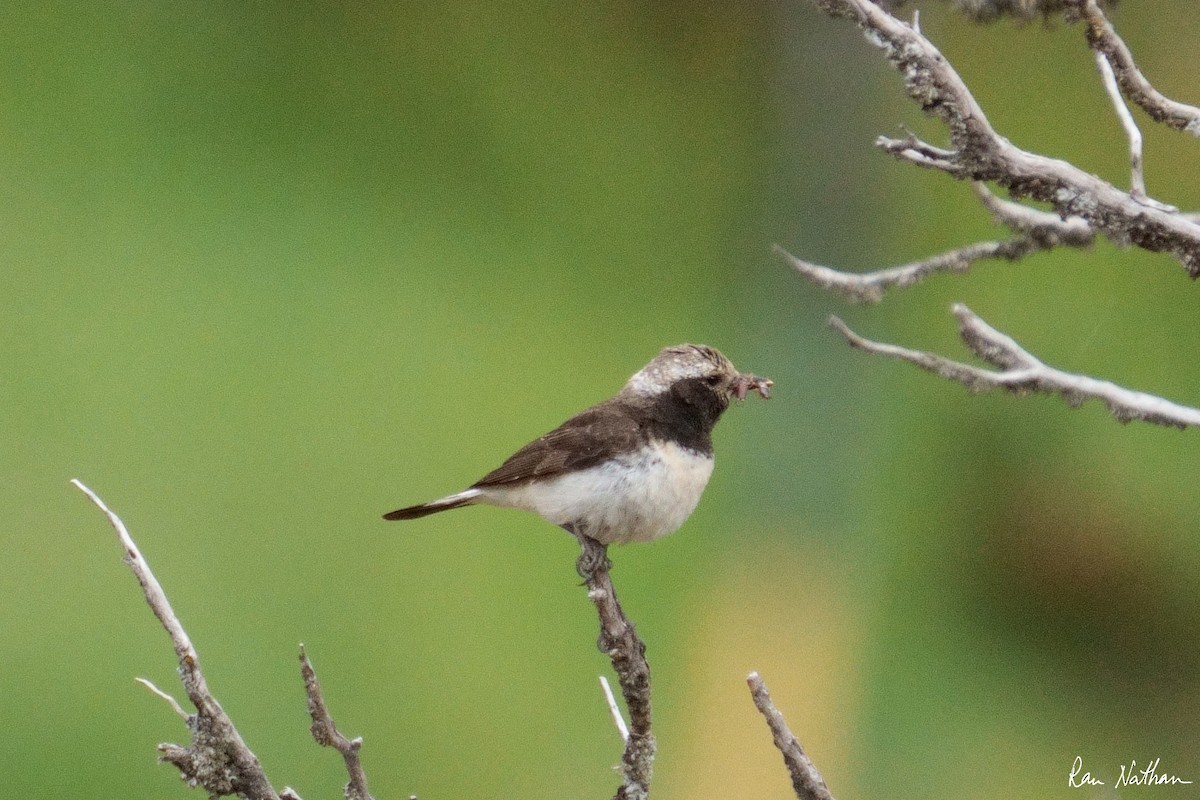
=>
[733,373,773,401]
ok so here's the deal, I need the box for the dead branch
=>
[71,479,284,800]
[576,534,654,800]
[791,1,1200,427]
[73,480,389,800]
[811,0,1200,275]
[829,307,1200,429]
[1067,0,1200,135]
[780,237,1039,304]
[747,672,835,800]
[886,1,1110,22]
[780,182,1094,302]
[1095,51,1148,200]
[300,646,375,800]
[970,183,1094,246]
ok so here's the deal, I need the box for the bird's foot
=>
[575,534,612,582]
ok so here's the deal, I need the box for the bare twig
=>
[970,183,1094,247]
[1091,49,1182,212]
[1096,51,1147,200]
[576,534,654,800]
[136,677,190,721]
[829,307,1200,428]
[599,676,631,743]
[299,646,375,800]
[780,183,1094,303]
[1068,0,1200,136]
[885,0,1108,22]
[747,672,835,800]
[71,479,282,800]
[811,0,1200,275]
[780,238,1038,303]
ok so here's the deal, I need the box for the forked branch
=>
[1067,0,1200,135]
[300,646,375,800]
[811,0,1200,274]
[72,480,381,800]
[794,0,1200,428]
[71,479,283,800]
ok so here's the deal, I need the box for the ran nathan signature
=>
[1070,756,1193,788]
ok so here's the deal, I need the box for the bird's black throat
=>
[633,376,729,456]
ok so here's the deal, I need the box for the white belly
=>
[484,439,715,544]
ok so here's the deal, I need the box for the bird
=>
[383,344,771,551]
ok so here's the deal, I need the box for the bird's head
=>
[621,344,772,415]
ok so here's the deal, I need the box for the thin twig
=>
[829,307,1200,429]
[576,534,654,800]
[970,183,1095,246]
[1095,50,1147,200]
[884,0,1108,22]
[299,646,375,800]
[876,132,959,171]
[136,677,190,721]
[779,239,1038,303]
[780,183,1095,303]
[599,676,631,743]
[71,479,282,800]
[811,0,1200,275]
[747,672,835,800]
[1069,0,1200,136]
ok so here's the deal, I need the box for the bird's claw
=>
[575,534,612,581]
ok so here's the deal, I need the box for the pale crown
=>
[622,344,736,397]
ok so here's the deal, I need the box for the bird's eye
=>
[703,374,722,386]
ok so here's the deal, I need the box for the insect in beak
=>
[733,374,773,401]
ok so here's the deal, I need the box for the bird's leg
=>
[565,525,612,581]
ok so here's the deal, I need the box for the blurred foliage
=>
[3,2,1197,799]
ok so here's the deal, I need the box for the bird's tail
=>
[382,488,483,521]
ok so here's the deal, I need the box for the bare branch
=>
[71,479,282,800]
[299,646,375,800]
[875,132,959,171]
[970,183,1095,247]
[884,0,1113,23]
[746,672,835,800]
[780,183,1095,303]
[811,0,1200,275]
[1092,49,1180,211]
[576,534,654,800]
[779,238,1038,303]
[599,676,631,743]
[1096,51,1147,199]
[1067,0,1200,136]
[829,307,1200,429]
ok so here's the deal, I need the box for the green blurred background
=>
[6,2,1199,798]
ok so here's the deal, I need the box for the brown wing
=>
[472,403,644,488]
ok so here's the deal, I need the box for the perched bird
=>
[383,344,771,547]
